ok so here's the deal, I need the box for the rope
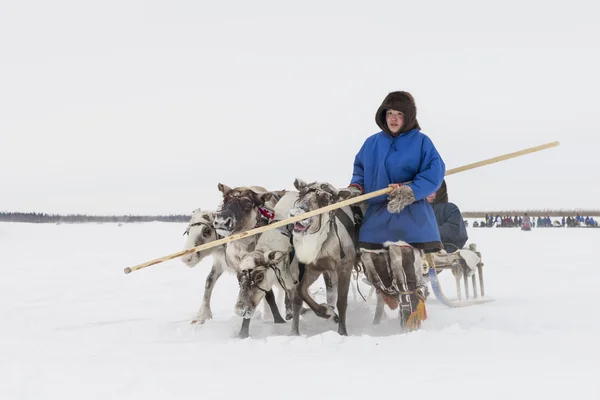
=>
[266,248,296,297]
[354,261,367,302]
[241,269,269,293]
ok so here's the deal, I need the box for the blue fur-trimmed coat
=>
[350,129,445,247]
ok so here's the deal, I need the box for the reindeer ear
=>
[218,183,232,196]
[335,188,353,201]
[272,189,287,199]
[259,192,272,204]
[294,178,308,191]
[252,191,272,205]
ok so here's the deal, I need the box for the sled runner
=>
[423,244,494,307]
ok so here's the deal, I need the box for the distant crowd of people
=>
[472,214,599,228]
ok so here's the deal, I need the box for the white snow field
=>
[1,221,599,399]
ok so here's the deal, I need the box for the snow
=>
[1,221,598,399]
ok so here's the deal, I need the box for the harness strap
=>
[245,248,298,297]
[350,205,363,247]
[241,269,269,293]
[329,208,357,260]
[330,212,346,259]
[258,206,275,220]
[334,208,355,239]
[183,221,212,236]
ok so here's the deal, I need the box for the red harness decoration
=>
[258,206,275,220]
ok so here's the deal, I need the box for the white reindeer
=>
[181,208,230,324]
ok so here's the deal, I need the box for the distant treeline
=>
[463,210,600,218]
[3,210,600,224]
[0,212,190,223]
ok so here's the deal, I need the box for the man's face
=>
[386,110,404,133]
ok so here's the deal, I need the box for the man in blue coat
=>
[348,91,445,252]
[347,91,445,328]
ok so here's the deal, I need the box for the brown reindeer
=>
[289,179,357,336]
[213,184,287,338]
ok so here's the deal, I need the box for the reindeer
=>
[236,189,358,338]
[181,208,228,324]
[234,191,300,338]
[360,241,427,331]
[213,183,288,337]
[288,179,357,336]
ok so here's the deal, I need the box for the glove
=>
[387,184,415,213]
[346,185,363,199]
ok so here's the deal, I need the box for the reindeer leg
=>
[298,267,337,320]
[367,286,375,301]
[192,263,223,324]
[284,291,293,320]
[264,289,286,324]
[323,270,338,308]
[373,292,385,325]
[276,287,285,312]
[389,245,425,331]
[291,287,303,336]
[350,273,358,303]
[336,264,352,336]
[238,318,251,339]
[360,249,390,323]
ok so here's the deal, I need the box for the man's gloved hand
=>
[387,184,415,213]
[346,185,363,199]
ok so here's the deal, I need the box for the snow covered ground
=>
[1,221,599,399]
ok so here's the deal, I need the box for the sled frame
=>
[424,252,495,308]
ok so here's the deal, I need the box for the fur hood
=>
[432,180,448,204]
[375,91,421,136]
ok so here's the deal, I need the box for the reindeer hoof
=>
[193,309,212,325]
[316,304,338,321]
[238,331,249,339]
[238,317,251,339]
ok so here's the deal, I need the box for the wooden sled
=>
[362,245,494,308]
[423,246,495,308]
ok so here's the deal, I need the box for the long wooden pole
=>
[123,141,559,274]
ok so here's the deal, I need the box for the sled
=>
[423,246,495,308]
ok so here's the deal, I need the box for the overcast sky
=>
[1,0,599,215]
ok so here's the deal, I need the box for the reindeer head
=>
[213,183,273,237]
[234,250,288,318]
[181,209,219,267]
[289,178,353,235]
